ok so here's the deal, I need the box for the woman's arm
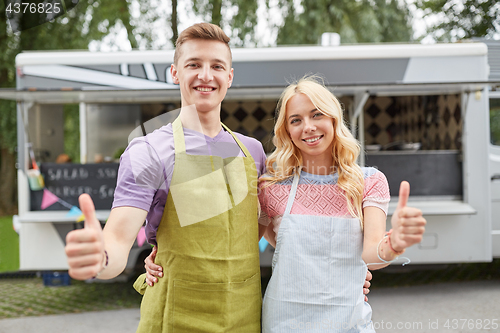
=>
[258,203,270,240]
[264,221,276,248]
[362,181,426,270]
[144,246,162,286]
[362,206,390,270]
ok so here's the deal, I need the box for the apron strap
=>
[172,117,252,159]
[172,117,186,154]
[221,123,251,158]
[284,171,301,215]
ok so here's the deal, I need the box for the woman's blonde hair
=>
[263,75,365,225]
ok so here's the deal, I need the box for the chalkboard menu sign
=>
[30,163,120,211]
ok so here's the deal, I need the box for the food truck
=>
[1,39,499,273]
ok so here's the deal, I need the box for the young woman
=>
[143,76,426,332]
[257,76,425,332]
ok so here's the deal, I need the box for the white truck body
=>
[1,40,499,270]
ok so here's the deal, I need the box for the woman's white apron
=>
[262,172,375,333]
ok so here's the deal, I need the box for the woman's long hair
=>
[262,76,365,225]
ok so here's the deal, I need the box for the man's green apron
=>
[136,117,262,333]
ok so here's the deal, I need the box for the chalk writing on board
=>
[46,167,89,181]
[30,163,120,211]
[96,168,117,180]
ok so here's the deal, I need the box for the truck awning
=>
[0,82,493,104]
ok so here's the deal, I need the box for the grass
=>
[0,277,143,319]
[0,216,19,273]
[0,215,143,320]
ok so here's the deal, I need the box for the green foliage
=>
[134,0,163,49]
[0,1,148,155]
[490,99,500,145]
[63,105,80,163]
[275,0,413,45]
[0,1,151,213]
[0,2,17,88]
[0,101,16,153]
[374,0,415,42]
[113,147,126,160]
[190,0,259,46]
[417,0,500,41]
[227,0,259,46]
[0,0,157,149]
[16,0,141,51]
[0,3,16,151]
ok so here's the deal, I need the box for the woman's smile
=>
[303,135,324,145]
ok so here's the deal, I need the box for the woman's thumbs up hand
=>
[390,181,427,252]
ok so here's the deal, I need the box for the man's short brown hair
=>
[173,23,231,65]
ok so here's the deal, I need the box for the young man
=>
[66,22,371,332]
[65,23,266,332]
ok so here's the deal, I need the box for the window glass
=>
[491,98,500,145]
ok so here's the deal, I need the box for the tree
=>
[275,0,413,45]
[1,1,21,215]
[190,0,259,46]
[171,0,179,46]
[416,0,500,41]
[0,0,151,214]
[0,101,16,215]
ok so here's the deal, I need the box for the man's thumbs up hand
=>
[65,194,105,280]
[81,193,101,231]
[390,181,426,252]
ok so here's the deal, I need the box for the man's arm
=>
[65,194,147,280]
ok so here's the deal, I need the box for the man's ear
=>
[228,68,234,88]
[171,64,179,84]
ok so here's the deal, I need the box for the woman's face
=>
[285,93,335,165]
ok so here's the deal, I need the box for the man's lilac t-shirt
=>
[112,123,267,245]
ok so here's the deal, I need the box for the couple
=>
[65,23,426,332]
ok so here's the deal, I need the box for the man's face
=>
[171,39,234,114]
